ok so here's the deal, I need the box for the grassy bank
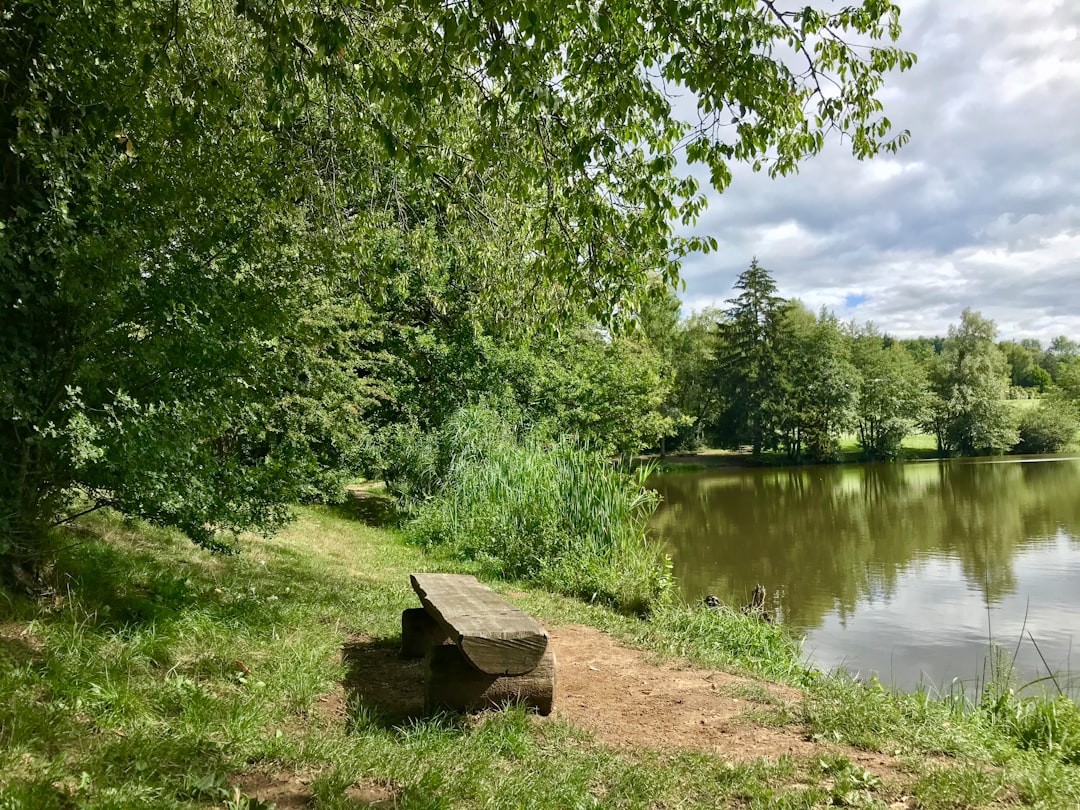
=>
[2,503,1080,808]
[646,428,1080,474]
[640,436,944,474]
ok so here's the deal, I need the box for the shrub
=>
[1012,402,1078,454]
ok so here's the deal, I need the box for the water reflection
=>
[650,458,1080,693]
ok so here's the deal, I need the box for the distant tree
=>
[635,287,726,452]
[852,326,930,459]
[634,286,689,453]
[1023,365,1053,392]
[925,310,1017,456]
[1041,336,1080,382]
[1054,357,1080,406]
[672,311,727,450]
[1000,340,1049,391]
[899,337,945,366]
[775,304,858,462]
[635,284,684,363]
[716,260,787,456]
[526,329,678,460]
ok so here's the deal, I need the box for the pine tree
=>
[717,260,786,457]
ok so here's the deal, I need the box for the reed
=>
[403,408,671,614]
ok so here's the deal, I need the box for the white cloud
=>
[674,0,1080,343]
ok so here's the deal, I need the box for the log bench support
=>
[401,573,555,715]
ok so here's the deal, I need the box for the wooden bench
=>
[401,573,556,715]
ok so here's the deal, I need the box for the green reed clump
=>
[379,405,517,509]
[644,602,810,684]
[981,690,1080,764]
[401,407,671,614]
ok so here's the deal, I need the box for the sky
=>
[675,0,1080,343]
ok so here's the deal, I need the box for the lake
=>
[649,456,1080,697]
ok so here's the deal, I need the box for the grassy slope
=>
[2,501,1079,809]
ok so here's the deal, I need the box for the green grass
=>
[2,503,1080,808]
[1006,398,1043,415]
[900,432,939,450]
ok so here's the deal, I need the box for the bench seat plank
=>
[410,573,548,675]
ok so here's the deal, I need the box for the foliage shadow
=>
[327,490,403,529]
[342,636,427,729]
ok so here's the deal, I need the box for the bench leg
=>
[424,645,556,716]
[401,607,449,658]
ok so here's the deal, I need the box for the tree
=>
[1054,357,1080,408]
[925,310,1017,456]
[716,260,787,456]
[525,329,679,460]
[670,310,728,451]
[1045,356,1080,448]
[1,0,915,583]
[352,223,537,435]
[999,339,1053,392]
[899,337,944,366]
[776,306,859,462]
[1041,336,1080,382]
[851,326,929,459]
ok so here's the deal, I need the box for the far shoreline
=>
[635,446,943,472]
[634,446,1080,473]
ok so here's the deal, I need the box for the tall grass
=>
[400,407,671,614]
[644,601,810,684]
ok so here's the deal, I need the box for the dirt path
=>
[544,626,907,781]
[551,624,805,755]
[339,622,908,779]
[547,625,906,780]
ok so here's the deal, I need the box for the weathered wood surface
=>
[410,573,548,675]
[400,607,449,658]
[424,644,556,715]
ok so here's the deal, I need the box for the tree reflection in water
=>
[650,457,1080,692]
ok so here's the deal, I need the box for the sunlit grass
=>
[2,504,1080,808]
[901,432,939,451]
[1005,398,1043,414]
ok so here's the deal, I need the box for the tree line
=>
[643,260,1080,463]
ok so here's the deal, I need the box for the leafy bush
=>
[1012,402,1078,454]
[400,407,671,614]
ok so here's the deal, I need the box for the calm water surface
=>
[649,457,1080,695]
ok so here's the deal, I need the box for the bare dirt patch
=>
[549,623,801,755]
[233,768,399,809]
[547,625,904,780]
[345,779,400,808]
[339,622,907,783]
[0,623,44,664]
[232,770,314,809]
